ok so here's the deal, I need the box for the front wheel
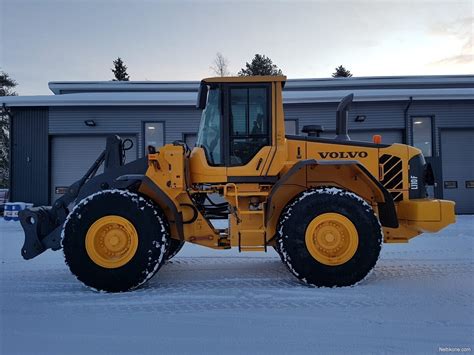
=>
[277,187,382,287]
[62,190,170,292]
[165,239,185,261]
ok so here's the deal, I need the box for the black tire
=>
[277,187,382,287]
[166,239,185,261]
[62,190,170,292]
[273,242,285,263]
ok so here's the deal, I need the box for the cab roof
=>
[202,76,287,86]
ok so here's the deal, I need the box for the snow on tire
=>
[273,242,285,263]
[62,189,170,292]
[277,187,382,287]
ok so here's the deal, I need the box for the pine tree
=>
[111,57,130,81]
[0,70,17,188]
[238,54,284,76]
[332,65,353,78]
[0,71,17,96]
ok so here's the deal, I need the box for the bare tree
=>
[210,52,230,77]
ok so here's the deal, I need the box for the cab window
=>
[196,86,222,165]
[229,87,269,165]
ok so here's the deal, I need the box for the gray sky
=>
[1,0,472,95]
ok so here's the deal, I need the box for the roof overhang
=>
[1,88,472,107]
[48,81,200,95]
[0,92,197,107]
[283,88,474,104]
[48,75,474,95]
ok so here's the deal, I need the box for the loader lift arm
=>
[19,135,144,259]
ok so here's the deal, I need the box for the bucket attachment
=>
[20,207,63,259]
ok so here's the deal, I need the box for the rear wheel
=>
[277,187,382,287]
[62,190,170,292]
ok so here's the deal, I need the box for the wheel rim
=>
[305,213,359,266]
[85,215,138,269]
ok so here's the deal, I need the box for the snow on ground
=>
[1,217,473,355]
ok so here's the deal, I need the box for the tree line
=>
[111,54,353,80]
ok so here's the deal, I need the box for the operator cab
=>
[195,76,285,169]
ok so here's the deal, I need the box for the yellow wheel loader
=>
[19,76,456,292]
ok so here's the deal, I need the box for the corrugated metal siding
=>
[49,106,201,157]
[284,100,474,154]
[49,101,472,148]
[10,107,49,205]
[284,101,407,136]
[409,100,474,157]
[411,100,474,128]
[50,135,137,203]
[440,129,474,213]
[320,130,403,144]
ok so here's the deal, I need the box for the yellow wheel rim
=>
[85,215,138,269]
[305,213,359,266]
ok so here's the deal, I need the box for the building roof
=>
[1,92,198,107]
[49,80,200,94]
[2,75,473,107]
[47,75,474,94]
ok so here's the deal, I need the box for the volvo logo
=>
[318,151,369,159]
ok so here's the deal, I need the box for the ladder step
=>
[238,230,267,252]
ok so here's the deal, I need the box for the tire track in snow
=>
[2,256,472,316]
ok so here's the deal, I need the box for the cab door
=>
[224,84,275,181]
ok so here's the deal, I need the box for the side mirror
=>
[302,125,324,137]
[196,82,208,109]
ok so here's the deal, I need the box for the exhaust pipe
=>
[335,93,354,141]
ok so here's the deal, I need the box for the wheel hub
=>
[85,215,139,269]
[305,213,359,266]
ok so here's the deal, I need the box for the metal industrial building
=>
[2,75,473,213]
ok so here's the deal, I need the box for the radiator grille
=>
[379,154,404,202]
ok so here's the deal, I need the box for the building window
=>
[412,117,433,157]
[144,122,164,155]
[285,119,298,135]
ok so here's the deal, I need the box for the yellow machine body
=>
[138,76,455,251]
[20,75,457,293]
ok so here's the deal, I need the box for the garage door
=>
[51,135,137,204]
[321,130,403,145]
[441,130,474,214]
